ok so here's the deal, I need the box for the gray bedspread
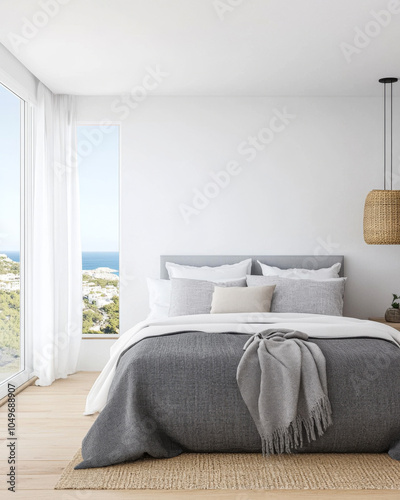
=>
[76,331,400,469]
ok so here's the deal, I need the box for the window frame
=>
[0,78,34,398]
[77,122,121,340]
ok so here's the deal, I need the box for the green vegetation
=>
[0,256,19,275]
[0,290,20,351]
[83,309,103,334]
[0,256,21,371]
[82,295,119,335]
[391,294,400,309]
[101,296,119,334]
[82,274,117,288]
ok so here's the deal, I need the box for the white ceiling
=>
[0,0,399,96]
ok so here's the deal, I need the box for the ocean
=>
[82,252,119,274]
[1,251,119,274]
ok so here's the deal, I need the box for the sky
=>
[0,83,21,252]
[78,125,119,252]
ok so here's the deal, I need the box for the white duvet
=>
[84,313,400,415]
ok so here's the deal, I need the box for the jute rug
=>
[55,450,400,490]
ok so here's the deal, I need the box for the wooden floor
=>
[0,372,399,500]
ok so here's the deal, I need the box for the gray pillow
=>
[246,275,346,316]
[169,278,246,317]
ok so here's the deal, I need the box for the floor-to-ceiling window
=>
[77,125,120,336]
[0,82,27,394]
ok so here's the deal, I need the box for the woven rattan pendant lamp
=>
[364,77,400,244]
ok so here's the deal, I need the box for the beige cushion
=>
[210,285,276,314]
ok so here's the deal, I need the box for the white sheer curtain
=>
[32,82,82,386]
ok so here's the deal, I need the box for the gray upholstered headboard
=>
[160,255,344,279]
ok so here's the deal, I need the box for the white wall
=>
[0,43,38,101]
[77,338,116,371]
[76,95,400,369]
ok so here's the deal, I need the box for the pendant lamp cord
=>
[384,83,386,190]
[380,77,397,191]
[391,81,393,190]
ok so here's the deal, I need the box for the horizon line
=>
[0,250,119,253]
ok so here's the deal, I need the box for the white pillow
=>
[257,261,341,280]
[146,278,171,320]
[166,259,252,281]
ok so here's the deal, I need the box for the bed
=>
[76,255,400,469]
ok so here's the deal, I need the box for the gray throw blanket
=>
[236,329,332,456]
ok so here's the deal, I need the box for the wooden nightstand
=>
[369,317,400,332]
